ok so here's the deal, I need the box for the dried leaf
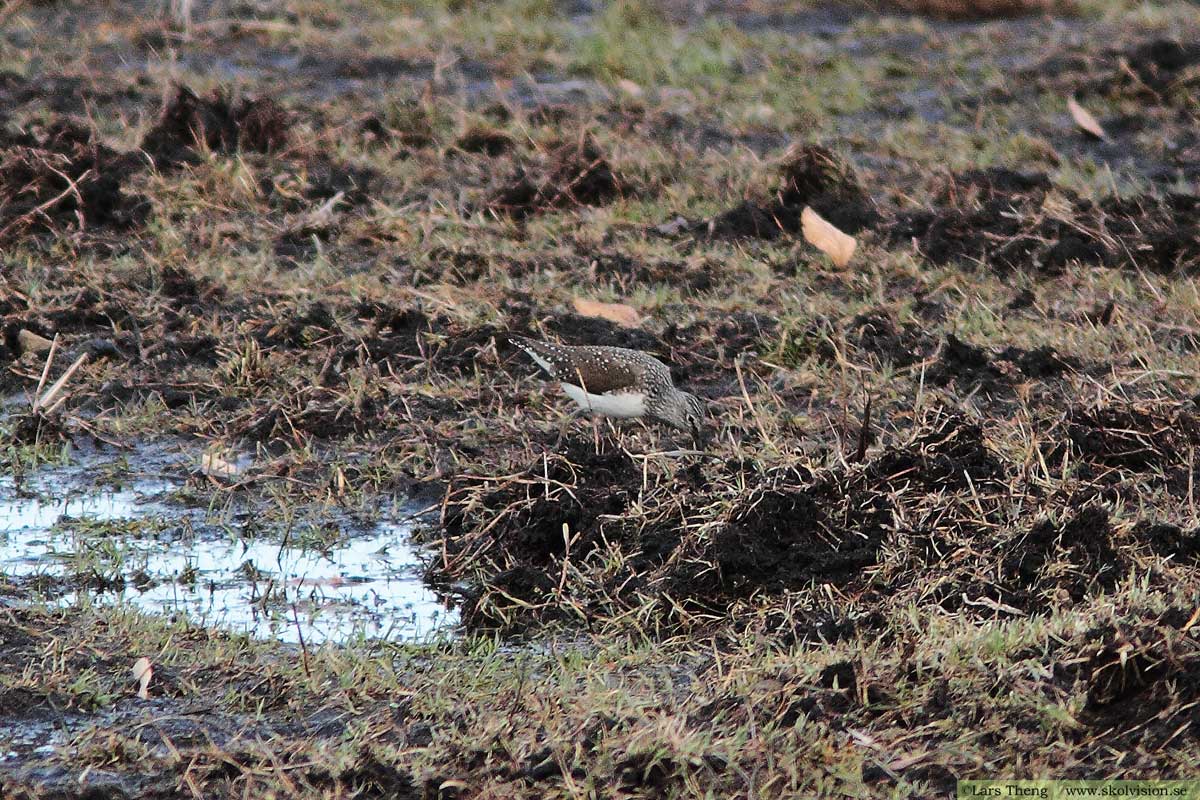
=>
[801,206,857,268]
[289,576,348,588]
[653,215,690,236]
[201,451,243,480]
[132,657,153,700]
[616,79,644,99]
[1068,96,1106,140]
[17,329,53,356]
[572,297,642,328]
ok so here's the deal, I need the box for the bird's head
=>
[659,390,709,447]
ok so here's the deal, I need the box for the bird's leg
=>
[607,418,625,452]
[553,412,573,451]
[591,413,602,455]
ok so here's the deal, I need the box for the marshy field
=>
[2,0,1200,797]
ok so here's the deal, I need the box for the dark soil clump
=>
[443,439,641,566]
[455,126,516,156]
[888,168,1053,269]
[438,414,1007,631]
[1119,39,1200,95]
[141,85,291,168]
[689,466,890,597]
[540,313,660,353]
[889,168,1200,273]
[1065,403,1200,471]
[1058,619,1200,738]
[926,334,1078,394]
[1001,507,1123,601]
[1131,521,1200,564]
[676,410,1003,603]
[441,438,645,630]
[847,310,933,367]
[703,144,880,239]
[487,134,628,219]
[0,120,147,244]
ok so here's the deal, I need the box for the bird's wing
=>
[511,337,646,394]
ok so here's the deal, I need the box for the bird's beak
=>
[691,422,708,450]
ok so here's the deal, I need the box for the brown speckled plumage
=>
[510,335,707,441]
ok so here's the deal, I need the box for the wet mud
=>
[0,451,453,644]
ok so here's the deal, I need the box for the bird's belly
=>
[561,383,646,418]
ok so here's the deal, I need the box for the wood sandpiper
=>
[510,335,708,446]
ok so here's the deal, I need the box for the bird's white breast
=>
[561,383,646,418]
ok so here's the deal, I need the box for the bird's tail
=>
[508,335,555,376]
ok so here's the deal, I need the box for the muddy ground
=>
[2,0,1200,797]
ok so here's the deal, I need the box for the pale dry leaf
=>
[201,451,243,480]
[17,329,53,356]
[654,215,690,236]
[616,78,644,99]
[132,657,153,700]
[288,576,348,588]
[1067,96,1106,140]
[572,297,642,328]
[801,206,857,268]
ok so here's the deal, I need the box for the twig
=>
[734,356,775,450]
[854,394,872,463]
[290,601,312,680]
[34,352,88,412]
[33,334,60,402]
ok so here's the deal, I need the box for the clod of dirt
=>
[1048,616,1200,743]
[258,301,341,349]
[261,157,379,212]
[314,754,419,799]
[680,410,1002,601]
[0,120,147,245]
[1110,40,1200,98]
[888,168,1052,269]
[1132,521,1200,564]
[702,144,880,240]
[660,311,779,389]
[540,312,660,353]
[890,168,1200,273]
[159,265,226,311]
[1064,625,1184,713]
[926,334,1009,392]
[996,344,1079,379]
[442,438,645,630]
[486,134,628,219]
[454,126,516,156]
[847,310,932,367]
[927,335,1080,394]
[689,466,890,597]
[1066,403,1200,471]
[140,85,291,168]
[445,440,640,566]
[348,303,503,377]
[1002,507,1122,601]
[868,410,1004,491]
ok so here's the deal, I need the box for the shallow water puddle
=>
[0,473,455,644]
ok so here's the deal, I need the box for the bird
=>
[510,335,708,446]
